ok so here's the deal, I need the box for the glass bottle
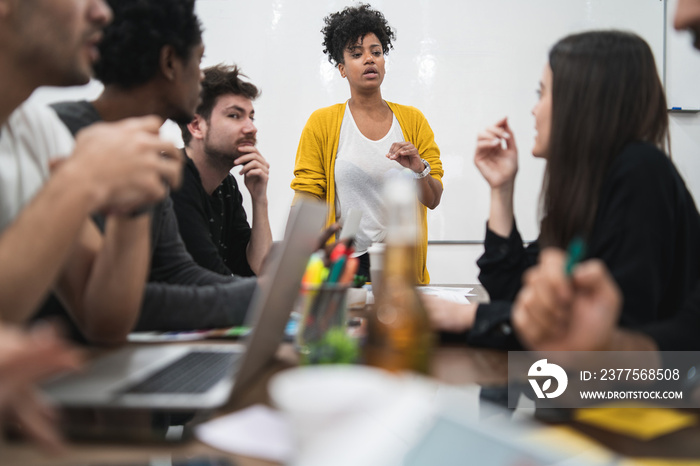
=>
[364,173,433,374]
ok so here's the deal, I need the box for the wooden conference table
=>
[0,348,513,466]
[2,285,700,465]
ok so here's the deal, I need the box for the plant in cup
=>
[300,327,359,365]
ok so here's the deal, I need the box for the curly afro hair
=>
[321,4,395,66]
[94,0,202,88]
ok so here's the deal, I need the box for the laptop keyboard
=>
[123,351,242,394]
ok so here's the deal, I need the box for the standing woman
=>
[426,31,700,348]
[291,4,443,284]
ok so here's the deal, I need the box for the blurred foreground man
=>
[0,0,183,449]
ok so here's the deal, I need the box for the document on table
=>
[417,287,476,304]
[195,404,294,463]
[367,286,476,305]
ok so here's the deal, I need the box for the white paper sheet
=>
[418,287,475,304]
[195,404,294,463]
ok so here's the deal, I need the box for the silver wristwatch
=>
[414,158,431,179]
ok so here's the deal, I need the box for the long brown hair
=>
[539,31,668,248]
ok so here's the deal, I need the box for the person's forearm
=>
[81,214,151,344]
[0,164,102,324]
[488,184,515,238]
[247,197,272,275]
[136,277,258,331]
[417,175,443,210]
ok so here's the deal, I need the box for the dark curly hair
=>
[181,64,260,145]
[94,0,202,88]
[321,4,395,66]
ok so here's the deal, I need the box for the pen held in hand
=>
[564,236,587,277]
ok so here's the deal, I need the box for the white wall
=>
[666,0,700,207]
[670,114,700,209]
[426,244,483,285]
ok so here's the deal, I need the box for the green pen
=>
[225,326,251,337]
[564,236,587,276]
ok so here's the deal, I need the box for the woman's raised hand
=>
[474,117,519,190]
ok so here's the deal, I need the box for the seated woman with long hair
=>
[426,30,700,349]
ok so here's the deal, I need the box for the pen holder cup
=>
[295,284,357,365]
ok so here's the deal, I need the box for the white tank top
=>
[334,102,405,255]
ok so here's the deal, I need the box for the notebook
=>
[41,199,327,411]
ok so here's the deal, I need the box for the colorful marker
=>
[564,236,587,276]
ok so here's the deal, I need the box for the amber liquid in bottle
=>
[364,175,434,374]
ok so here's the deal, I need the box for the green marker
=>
[564,236,586,276]
[225,326,251,337]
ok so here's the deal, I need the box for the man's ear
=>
[159,45,177,81]
[187,114,206,141]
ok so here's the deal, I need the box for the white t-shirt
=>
[334,103,405,255]
[0,101,75,232]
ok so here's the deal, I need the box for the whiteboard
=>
[194,0,664,242]
[31,0,666,242]
[666,0,700,111]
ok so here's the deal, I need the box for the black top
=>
[466,141,700,350]
[642,281,700,351]
[37,101,257,341]
[171,155,254,277]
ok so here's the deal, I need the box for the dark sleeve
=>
[222,177,254,277]
[467,302,523,349]
[588,145,686,327]
[136,198,259,331]
[454,222,537,350]
[135,277,258,331]
[640,282,700,351]
[437,302,522,350]
[51,100,99,136]
[148,197,232,286]
[445,223,538,350]
[477,222,540,302]
[170,169,234,276]
[33,278,257,341]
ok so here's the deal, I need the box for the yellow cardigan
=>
[290,101,443,284]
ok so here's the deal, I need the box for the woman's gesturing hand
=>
[474,117,519,191]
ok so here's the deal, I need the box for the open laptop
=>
[42,199,327,412]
